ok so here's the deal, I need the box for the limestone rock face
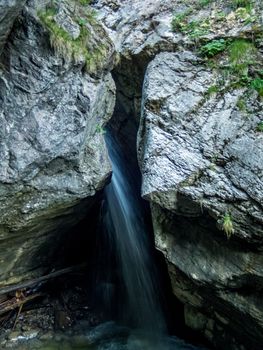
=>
[0,0,26,54]
[138,51,263,349]
[0,2,116,285]
[94,0,181,119]
[94,0,180,58]
[138,51,263,242]
[94,1,263,347]
[1,0,263,348]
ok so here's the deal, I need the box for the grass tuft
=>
[38,2,107,74]
[228,39,257,76]
[222,213,234,239]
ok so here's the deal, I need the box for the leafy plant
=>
[95,125,106,134]
[215,11,226,21]
[251,78,263,96]
[222,213,234,239]
[256,121,263,132]
[200,39,226,57]
[78,18,88,26]
[171,10,192,32]
[188,19,210,38]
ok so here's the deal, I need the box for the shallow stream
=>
[5,321,205,350]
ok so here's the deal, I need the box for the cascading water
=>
[6,133,207,349]
[94,132,207,350]
[102,133,165,335]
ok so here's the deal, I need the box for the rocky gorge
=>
[0,0,262,349]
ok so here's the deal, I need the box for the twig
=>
[12,304,23,330]
[0,264,87,296]
[0,293,42,316]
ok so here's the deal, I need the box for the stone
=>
[139,50,263,349]
[138,51,263,241]
[0,0,26,54]
[0,1,116,285]
[94,0,263,347]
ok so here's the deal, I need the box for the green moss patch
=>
[38,1,111,75]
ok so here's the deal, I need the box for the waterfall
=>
[101,132,165,335]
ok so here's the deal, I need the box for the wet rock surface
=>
[136,21,263,350]
[94,0,263,348]
[0,271,103,349]
[0,0,263,349]
[0,1,115,285]
[138,50,263,242]
[0,0,26,54]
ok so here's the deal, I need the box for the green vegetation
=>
[231,0,252,9]
[228,39,256,76]
[202,36,262,96]
[206,85,220,96]
[172,14,210,39]
[171,10,192,32]
[171,1,262,97]
[39,8,90,65]
[188,19,210,39]
[251,78,263,96]
[198,0,213,7]
[236,97,247,112]
[222,213,234,239]
[200,39,227,57]
[79,0,90,4]
[38,2,107,74]
[256,121,263,132]
[95,125,106,134]
[215,11,226,21]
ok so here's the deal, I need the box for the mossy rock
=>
[38,0,116,77]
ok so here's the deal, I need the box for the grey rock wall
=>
[138,51,263,242]
[0,0,26,54]
[138,49,263,350]
[95,0,263,348]
[1,0,263,348]
[0,1,116,286]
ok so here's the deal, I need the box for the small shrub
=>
[78,18,88,26]
[95,125,106,134]
[256,121,263,132]
[251,78,263,96]
[171,10,192,32]
[172,10,210,38]
[38,4,104,74]
[222,213,234,239]
[215,11,226,21]
[200,39,226,57]
[188,19,210,38]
